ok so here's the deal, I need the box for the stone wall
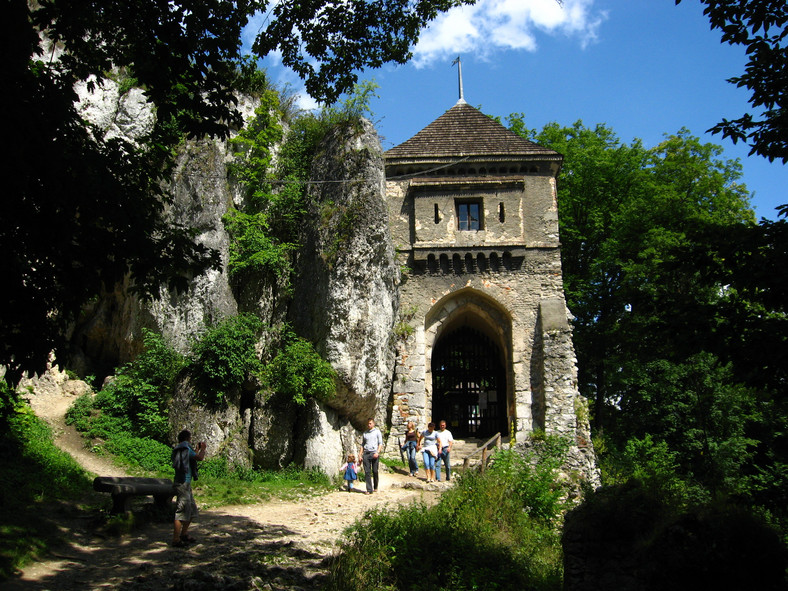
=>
[384,172,574,444]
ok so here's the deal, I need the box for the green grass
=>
[0,386,335,581]
[194,458,334,507]
[66,389,336,506]
[0,395,94,579]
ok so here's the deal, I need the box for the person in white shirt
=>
[436,420,454,482]
[417,422,440,483]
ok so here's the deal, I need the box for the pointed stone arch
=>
[424,288,514,438]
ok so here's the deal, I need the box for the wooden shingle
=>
[385,101,559,163]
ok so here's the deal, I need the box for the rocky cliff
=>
[290,119,398,429]
[64,80,399,475]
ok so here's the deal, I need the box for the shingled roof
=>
[385,100,560,164]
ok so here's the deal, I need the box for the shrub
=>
[65,329,183,469]
[224,79,380,290]
[263,331,336,405]
[102,432,172,472]
[225,86,301,289]
[494,442,571,523]
[326,444,566,591]
[92,328,184,442]
[223,209,296,284]
[189,314,264,405]
[563,482,788,591]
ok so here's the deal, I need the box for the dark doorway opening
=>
[432,326,507,439]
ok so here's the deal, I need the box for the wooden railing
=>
[462,432,502,472]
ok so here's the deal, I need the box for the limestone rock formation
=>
[62,82,398,474]
[250,390,299,469]
[168,375,254,469]
[289,119,399,430]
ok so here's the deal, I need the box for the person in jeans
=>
[359,418,383,494]
[401,421,419,477]
[418,422,439,483]
[435,420,454,482]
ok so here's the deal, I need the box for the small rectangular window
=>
[457,201,481,231]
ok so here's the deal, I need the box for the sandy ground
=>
[7,389,445,590]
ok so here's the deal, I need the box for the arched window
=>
[452,254,463,274]
[477,253,487,272]
[464,253,475,272]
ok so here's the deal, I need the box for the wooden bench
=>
[93,476,175,515]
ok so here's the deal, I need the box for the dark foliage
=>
[676,0,788,163]
[563,482,788,591]
[1,0,473,386]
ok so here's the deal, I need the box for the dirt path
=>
[9,386,443,590]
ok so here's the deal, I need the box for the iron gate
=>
[432,326,507,438]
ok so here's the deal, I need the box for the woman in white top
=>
[417,422,439,482]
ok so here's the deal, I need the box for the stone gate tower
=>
[384,99,593,471]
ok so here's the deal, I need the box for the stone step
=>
[391,436,507,470]
[449,437,507,466]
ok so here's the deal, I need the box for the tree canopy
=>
[0,0,472,384]
[676,0,788,163]
[508,113,787,530]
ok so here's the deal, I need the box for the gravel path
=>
[8,387,443,590]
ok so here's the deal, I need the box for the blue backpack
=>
[172,444,199,483]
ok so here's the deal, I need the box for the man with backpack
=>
[171,429,206,547]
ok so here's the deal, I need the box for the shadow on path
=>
[5,510,329,590]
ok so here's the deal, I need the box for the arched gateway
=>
[432,325,506,438]
[426,289,512,439]
[383,98,589,455]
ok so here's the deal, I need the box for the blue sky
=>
[246,0,786,220]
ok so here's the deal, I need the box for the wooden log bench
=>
[93,476,175,515]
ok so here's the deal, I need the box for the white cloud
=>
[238,0,605,106]
[412,0,605,67]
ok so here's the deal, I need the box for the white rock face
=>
[75,80,155,142]
[17,354,92,403]
[290,119,399,430]
[149,138,239,355]
[65,81,397,473]
[68,84,240,368]
[295,399,359,476]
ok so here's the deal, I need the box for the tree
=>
[508,116,764,487]
[0,0,472,384]
[510,115,788,527]
[524,120,651,425]
[676,0,788,163]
